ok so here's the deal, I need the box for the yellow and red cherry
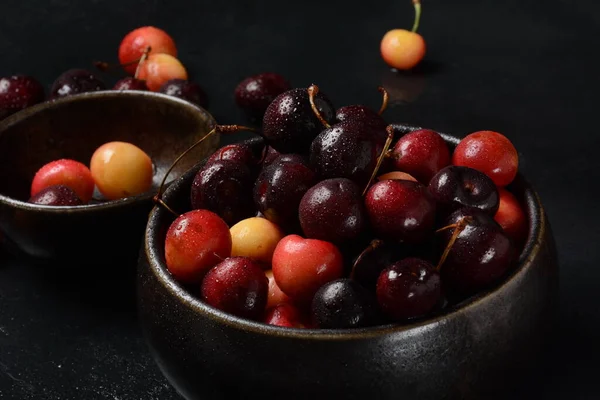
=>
[265,270,292,309]
[31,159,94,203]
[230,217,285,266]
[118,26,177,75]
[380,0,426,70]
[137,53,188,92]
[494,188,527,246]
[377,171,418,182]
[264,303,305,328]
[164,209,232,284]
[90,141,153,200]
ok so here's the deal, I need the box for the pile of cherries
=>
[28,141,153,206]
[161,83,527,330]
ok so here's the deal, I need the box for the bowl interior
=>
[144,125,543,337]
[0,90,218,204]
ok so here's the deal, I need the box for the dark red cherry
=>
[299,178,366,244]
[50,69,106,99]
[113,77,148,91]
[262,146,281,167]
[207,143,258,168]
[0,75,45,120]
[190,160,255,225]
[336,105,388,132]
[262,88,335,153]
[428,165,499,216]
[28,184,83,206]
[376,258,441,321]
[159,79,208,109]
[235,72,291,122]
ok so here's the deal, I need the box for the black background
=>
[1,0,599,398]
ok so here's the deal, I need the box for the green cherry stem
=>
[411,0,422,33]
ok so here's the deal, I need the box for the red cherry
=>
[271,235,344,303]
[452,130,519,187]
[494,188,527,246]
[264,303,305,328]
[201,256,268,321]
[265,270,292,309]
[390,129,450,184]
[31,159,94,203]
[164,210,232,284]
[118,26,177,75]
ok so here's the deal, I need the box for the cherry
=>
[271,234,344,303]
[201,256,268,321]
[164,209,232,284]
[262,146,281,167]
[90,141,153,200]
[365,179,436,243]
[377,171,418,182]
[31,159,95,203]
[311,278,380,329]
[390,129,450,184]
[335,86,389,131]
[380,0,426,70]
[264,303,304,328]
[428,165,499,216]
[206,143,258,167]
[298,178,366,244]
[50,69,106,99]
[190,160,255,226]
[113,77,148,91]
[0,75,45,120]
[253,155,316,230]
[137,53,188,92]
[230,217,284,266]
[234,72,291,122]
[349,240,396,292]
[376,257,441,321]
[28,185,83,206]
[159,79,208,109]
[494,188,527,246]
[452,130,519,187]
[438,207,516,296]
[118,26,177,75]
[265,270,292,309]
[262,87,335,153]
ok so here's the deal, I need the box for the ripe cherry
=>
[28,185,83,206]
[494,188,527,246]
[452,130,519,187]
[264,303,305,328]
[118,26,177,75]
[235,72,291,122]
[113,77,148,91]
[265,270,292,309]
[50,69,106,99]
[201,256,268,321]
[31,159,94,203]
[230,217,284,266]
[377,171,418,182]
[380,0,426,70]
[164,209,232,284]
[390,129,450,184]
[137,53,188,92]
[159,79,208,109]
[206,143,258,168]
[0,75,45,120]
[90,141,153,200]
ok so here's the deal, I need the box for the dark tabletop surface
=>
[1,0,599,398]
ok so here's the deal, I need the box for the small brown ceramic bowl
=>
[138,126,559,400]
[0,91,218,266]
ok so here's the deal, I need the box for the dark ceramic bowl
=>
[138,126,559,400]
[0,91,218,265]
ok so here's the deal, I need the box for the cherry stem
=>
[377,86,390,115]
[350,239,384,280]
[436,216,472,271]
[362,125,395,196]
[411,0,422,33]
[134,46,152,79]
[307,85,331,129]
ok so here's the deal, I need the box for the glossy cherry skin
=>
[264,303,305,328]
[159,79,208,109]
[390,129,450,184]
[336,105,388,132]
[190,160,255,226]
[31,159,94,203]
[494,188,527,246]
[230,217,284,266]
[50,69,106,99]
[206,143,258,169]
[234,72,291,121]
[137,53,188,92]
[439,207,516,296]
[201,256,268,321]
[380,29,426,70]
[262,88,335,153]
[253,155,316,230]
[376,258,441,321]
[113,77,148,91]
[262,146,281,167]
[310,120,387,185]
[164,210,232,284]
[265,270,292,309]
[28,185,83,206]
[118,26,177,75]
[311,278,380,329]
[0,75,45,120]
[365,180,436,243]
[299,178,366,244]
[271,235,344,303]
[452,130,519,187]
[428,165,499,216]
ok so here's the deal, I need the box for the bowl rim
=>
[142,126,547,340]
[0,90,217,214]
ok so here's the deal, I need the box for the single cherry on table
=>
[380,0,426,70]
